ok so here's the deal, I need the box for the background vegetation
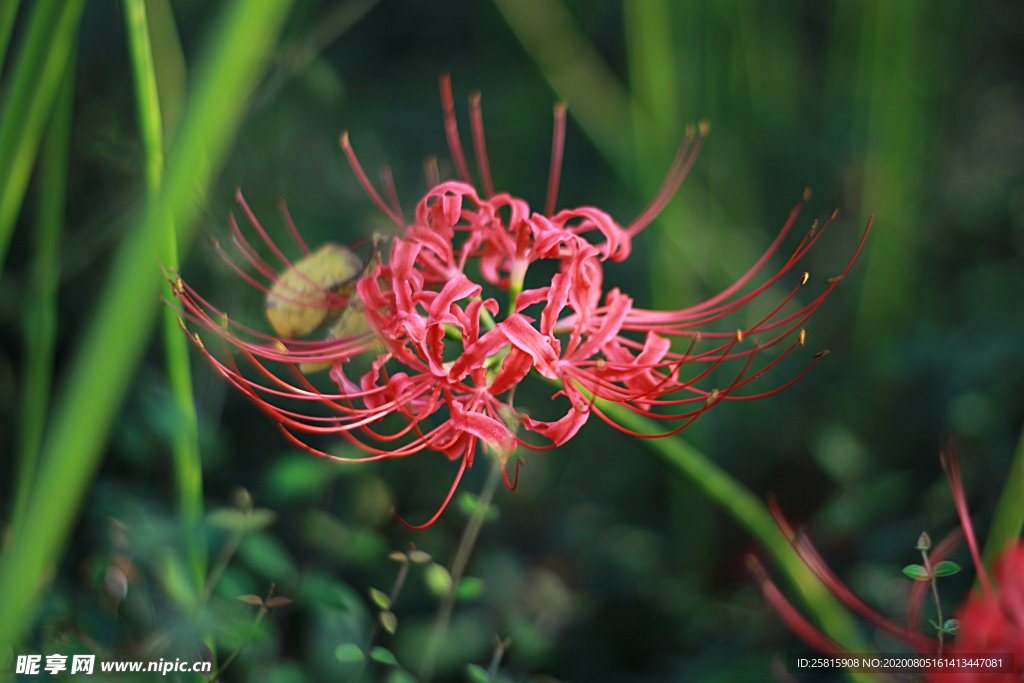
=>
[1,0,1022,681]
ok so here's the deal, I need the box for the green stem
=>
[418,455,503,683]
[352,556,410,683]
[0,0,296,652]
[547,381,873,680]
[0,0,87,278]
[982,419,1024,568]
[124,0,206,591]
[11,49,76,533]
[210,584,274,682]
[920,548,943,654]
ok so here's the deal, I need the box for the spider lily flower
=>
[750,447,1024,681]
[170,74,869,528]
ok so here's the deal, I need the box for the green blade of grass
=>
[490,0,636,180]
[0,0,87,279]
[0,0,21,76]
[124,0,206,589]
[11,48,76,532]
[0,0,296,651]
[983,421,1024,568]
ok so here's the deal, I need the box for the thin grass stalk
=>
[123,0,206,589]
[0,0,296,651]
[11,50,76,533]
[982,420,1024,568]
[0,0,21,76]
[0,0,87,278]
[566,387,874,682]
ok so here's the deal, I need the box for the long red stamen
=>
[468,91,495,198]
[439,73,473,185]
[545,101,567,217]
[746,555,845,655]
[941,444,994,595]
[395,452,469,530]
[340,131,404,227]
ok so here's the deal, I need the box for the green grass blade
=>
[0,0,296,651]
[983,421,1024,568]
[0,0,21,76]
[124,0,206,588]
[11,50,76,532]
[490,0,636,181]
[0,0,87,278]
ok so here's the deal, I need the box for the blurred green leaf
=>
[379,610,397,634]
[264,454,337,502]
[247,508,279,531]
[385,669,418,683]
[902,564,930,581]
[159,551,199,611]
[369,587,391,610]
[465,663,489,683]
[301,572,362,613]
[943,619,960,634]
[424,563,453,598]
[456,577,485,602]
[239,532,297,582]
[408,550,432,564]
[458,492,499,522]
[207,508,247,532]
[932,561,961,578]
[369,646,398,666]
[334,643,364,663]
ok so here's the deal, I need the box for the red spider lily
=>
[750,446,1024,681]
[169,74,869,528]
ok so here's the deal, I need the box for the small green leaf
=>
[379,610,397,634]
[943,618,960,634]
[932,561,961,577]
[902,564,930,581]
[385,670,418,683]
[370,647,398,666]
[424,563,453,597]
[206,507,247,532]
[408,549,432,564]
[465,663,489,683]
[334,643,364,663]
[456,576,485,602]
[369,587,391,610]
[457,492,499,522]
[159,551,199,610]
[246,507,278,531]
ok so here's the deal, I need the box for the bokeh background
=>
[1,0,1023,681]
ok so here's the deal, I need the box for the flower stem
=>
[982,418,1024,569]
[920,548,943,654]
[583,394,873,672]
[418,453,503,683]
[209,583,275,682]
[352,555,411,683]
